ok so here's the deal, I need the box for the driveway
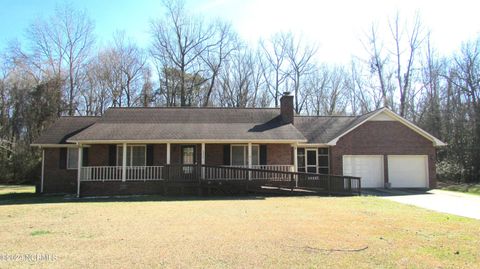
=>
[363,188,480,220]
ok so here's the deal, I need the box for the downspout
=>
[41,148,45,193]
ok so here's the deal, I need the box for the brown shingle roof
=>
[33,107,387,145]
[67,107,306,142]
[293,109,380,144]
[32,117,99,145]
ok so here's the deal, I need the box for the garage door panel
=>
[343,155,384,188]
[388,155,428,188]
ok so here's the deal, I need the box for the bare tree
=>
[259,33,290,107]
[26,3,95,115]
[114,32,147,107]
[201,21,238,106]
[389,12,425,117]
[450,37,480,181]
[363,24,392,108]
[150,0,216,106]
[284,33,318,114]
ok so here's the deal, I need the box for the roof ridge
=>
[294,115,357,118]
[59,116,101,118]
[107,106,279,110]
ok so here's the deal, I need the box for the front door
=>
[181,145,196,174]
[306,149,317,173]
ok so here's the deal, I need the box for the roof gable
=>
[326,108,446,146]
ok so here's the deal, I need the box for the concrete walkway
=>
[363,188,480,220]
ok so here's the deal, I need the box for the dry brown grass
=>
[0,186,479,268]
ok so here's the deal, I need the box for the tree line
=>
[0,0,479,183]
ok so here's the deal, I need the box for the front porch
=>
[68,142,360,196]
[78,164,360,196]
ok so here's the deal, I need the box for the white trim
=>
[122,143,127,182]
[296,143,328,147]
[201,143,205,178]
[293,144,298,187]
[230,144,259,166]
[326,108,446,147]
[40,149,45,193]
[166,143,171,164]
[76,145,83,197]
[66,148,79,170]
[66,139,307,144]
[31,144,90,148]
[116,144,147,167]
[293,145,298,173]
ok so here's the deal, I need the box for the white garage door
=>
[388,155,428,188]
[343,155,384,188]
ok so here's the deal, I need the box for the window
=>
[182,146,195,165]
[117,145,146,166]
[306,149,317,173]
[231,145,259,166]
[318,148,329,174]
[297,147,329,174]
[297,148,305,172]
[67,148,79,169]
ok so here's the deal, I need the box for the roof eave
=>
[325,107,447,147]
[66,138,308,144]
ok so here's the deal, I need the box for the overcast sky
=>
[1,0,479,64]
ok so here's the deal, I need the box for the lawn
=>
[0,185,479,268]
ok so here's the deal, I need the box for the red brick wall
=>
[153,144,166,165]
[206,144,224,165]
[88,144,108,166]
[43,148,77,194]
[267,144,292,165]
[330,121,437,188]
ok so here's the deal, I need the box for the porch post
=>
[122,143,127,182]
[76,144,83,198]
[247,143,252,180]
[293,144,298,187]
[293,144,298,172]
[40,148,45,193]
[201,143,205,178]
[166,143,171,164]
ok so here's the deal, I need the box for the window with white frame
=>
[231,145,259,166]
[317,148,329,174]
[67,148,79,169]
[116,145,146,166]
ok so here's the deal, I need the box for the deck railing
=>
[80,164,361,195]
[228,165,293,180]
[80,166,163,181]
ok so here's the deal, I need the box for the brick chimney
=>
[280,91,294,124]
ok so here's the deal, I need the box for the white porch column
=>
[201,143,205,178]
[166,143,171,165]
[293,144,298,173]
[247,143,252,180]
[40,148,45,193]
[293,144,298,187]
[247,143,252,168]
[76,144,83,198]
[122,143,127,182]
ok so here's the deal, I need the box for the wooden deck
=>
[79,164,361,196]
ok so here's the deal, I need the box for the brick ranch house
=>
[32,93,445,196]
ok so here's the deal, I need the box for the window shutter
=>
[82,148,89,166]
[223,144,230,165]
[108,145,117,166]
[59,148,67,169]
[260,145,267,165]
[146,144,154,166]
